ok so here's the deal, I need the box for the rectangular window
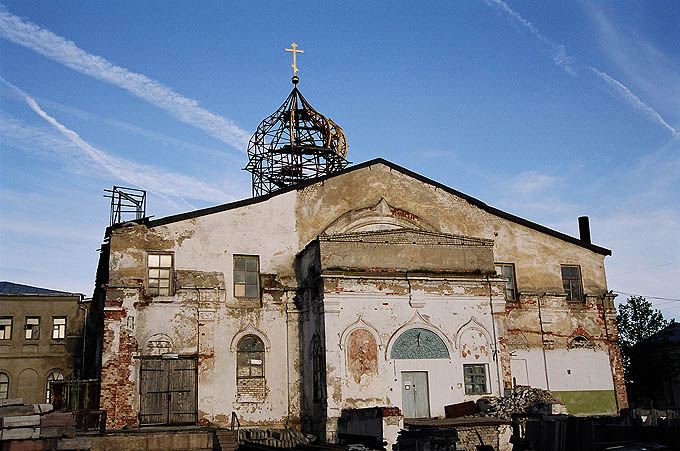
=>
[0,318,12,340]
[495,263,517,301]
[52,317,66,339]
[561,265,583,302]
[463,364,487,395]
[25,317,40,340]
[234,255,260,299]
[147,253,173,296]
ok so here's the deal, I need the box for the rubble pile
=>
[476,386,568,419]
[238,427,315,448]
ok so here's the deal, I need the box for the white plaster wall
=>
[130,191,300,426]
[509,347,614,392]
[324,291,504,419]
[546,348,614,391]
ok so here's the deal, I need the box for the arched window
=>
[0,372,8,400]
[45,370,64,403]
[237,335,265,400]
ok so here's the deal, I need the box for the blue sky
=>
[1,1,678,318]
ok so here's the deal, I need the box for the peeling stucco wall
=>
[98,161,626,437]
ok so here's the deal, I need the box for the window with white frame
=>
[0,318,12,340]
[25,317,40,340]
[463,364,488,395]
[561,265,583,302]
[147,253,173,296]
[52,317,66,339]
[495,263,517,301]
[234,255,260,299]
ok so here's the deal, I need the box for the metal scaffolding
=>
[104,186,146,226]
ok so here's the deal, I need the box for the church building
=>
[91,50,627,443]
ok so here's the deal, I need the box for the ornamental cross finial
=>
[285,42,304,76]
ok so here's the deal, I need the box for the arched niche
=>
[323,198,437,234]
[455,318,493,361]
[346,329,379,383]
[143,333,174,356]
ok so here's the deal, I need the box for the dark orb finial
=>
[292,75,299,85]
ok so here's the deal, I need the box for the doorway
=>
[401,371,430,418]
[139,357,197,425]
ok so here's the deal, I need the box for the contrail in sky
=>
[590,67,679,137]
[482,0,576,75]
[0,5,250,151]
[1,78,230,203]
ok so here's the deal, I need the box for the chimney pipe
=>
[578,216,591,244]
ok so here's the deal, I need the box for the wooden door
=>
[139,357,197,425]
[401,371,430,418]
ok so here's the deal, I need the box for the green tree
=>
[616,295,670,381]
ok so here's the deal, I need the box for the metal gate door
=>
[139,357,197,425]
[401,371,430,418]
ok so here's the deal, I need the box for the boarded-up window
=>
[237,335,265,400]
[347,329,378,384]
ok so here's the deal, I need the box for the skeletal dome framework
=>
[245,79,349,197]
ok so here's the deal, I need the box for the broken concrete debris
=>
[476,386,567,419]
[0,398,92,449]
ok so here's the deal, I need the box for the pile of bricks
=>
[238,428,315,448]
[0,398,92,450]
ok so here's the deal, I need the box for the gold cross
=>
[285,42,304,76]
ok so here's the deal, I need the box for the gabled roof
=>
[132,158,610,255]
[0,281,82,297]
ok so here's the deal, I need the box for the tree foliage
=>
[616,295,670,380]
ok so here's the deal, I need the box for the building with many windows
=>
[90,77,627,444]
[0,281,85,403]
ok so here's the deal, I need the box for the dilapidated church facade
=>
[92,76,627,442]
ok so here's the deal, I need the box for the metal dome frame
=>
[245,83,349,197]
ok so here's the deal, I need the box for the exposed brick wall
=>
[238,378,265,400]
[455,425,503,451]
[100,303,139,429]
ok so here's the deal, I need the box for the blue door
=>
[401,371,430,418]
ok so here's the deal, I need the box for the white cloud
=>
[587,5,680,123]
[508,170,560,196]
[0,5,250,151]
[590,67,678,137]
[1,78,232,204]
[482,0,577,75]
